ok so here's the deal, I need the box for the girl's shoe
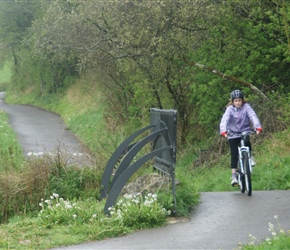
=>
[250,156,256,166]
[231,177,238,187]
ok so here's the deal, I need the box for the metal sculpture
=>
[100,108,177,214]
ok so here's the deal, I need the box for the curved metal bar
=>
[104,146,172,214]
[111,128,167,187]
[100,124,155,198]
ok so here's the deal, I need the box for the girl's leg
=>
[244,135,252,152]
[228,138,241,170]
[228,138,241,184]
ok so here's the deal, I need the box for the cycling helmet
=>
[230,89,244,100]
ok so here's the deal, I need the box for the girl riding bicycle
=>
[220,90,262,186]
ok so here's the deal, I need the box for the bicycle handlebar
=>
[227,130,256,137]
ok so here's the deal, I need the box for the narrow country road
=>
[0,92,90,165]
[1,92,290,250]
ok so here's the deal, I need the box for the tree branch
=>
[184,58,270,102]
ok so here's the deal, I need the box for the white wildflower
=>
[53,193,59,198]
[117,200,123,206]
[144,200,152,206]
[117,209,122,218]
[125,193,133,199]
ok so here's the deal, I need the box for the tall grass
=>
[0,110,24,170]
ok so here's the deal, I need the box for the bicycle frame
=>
[238,136,252,175]
[228,130,255,196]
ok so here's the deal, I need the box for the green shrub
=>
[47,164,102,200]
[109,193,170,229]
[38,194,101,227]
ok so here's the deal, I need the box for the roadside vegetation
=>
[0,83,289,249]
[0,0,290,249]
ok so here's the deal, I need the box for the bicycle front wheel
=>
[242,151,252,196]
[237,160,245,193]
[238,172,245,193]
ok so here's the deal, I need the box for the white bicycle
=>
[228,131,255,196]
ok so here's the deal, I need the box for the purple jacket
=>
[220,103,262,139]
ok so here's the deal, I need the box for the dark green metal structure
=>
[100,108,177,214]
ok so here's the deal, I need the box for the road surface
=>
[52,190,290,250]
[0,92,90,165]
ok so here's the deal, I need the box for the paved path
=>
[53,190,290,250]
[0,92,90,165]
[1,92,289,250]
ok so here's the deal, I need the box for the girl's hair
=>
[226,98,247,107]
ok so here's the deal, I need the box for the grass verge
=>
[0,110,24,171]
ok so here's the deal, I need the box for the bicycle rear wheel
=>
[242,151,252,196]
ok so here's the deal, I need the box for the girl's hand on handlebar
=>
[221,131,228,138]
[256,127,262,135]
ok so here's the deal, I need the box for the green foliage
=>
[0,111,24,171]
[243,235,290,250]
[241,215,290,249]
[0,62,12,90]
[109,193,169,229]
[0,155,102,224]
[38,194,101,227]
[172,168,201,216]
[252,156,290,191]
[2,0,290,145]
[156,190,175,212]
[48,164,102,201]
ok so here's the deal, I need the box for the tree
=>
[0,1,41,67]
[5,0,290,144]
